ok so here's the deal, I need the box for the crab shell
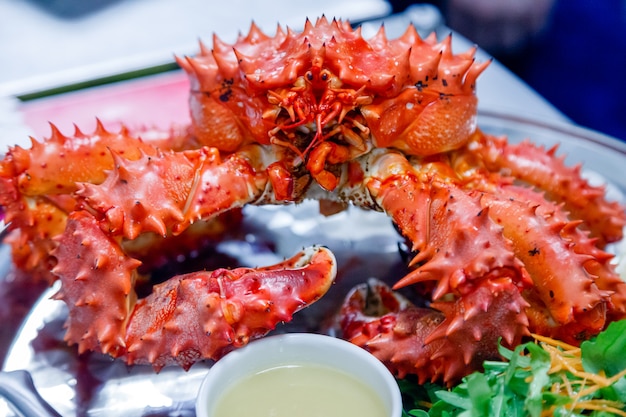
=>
[177,17,489,193]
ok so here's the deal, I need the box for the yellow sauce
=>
[210,363,388,417]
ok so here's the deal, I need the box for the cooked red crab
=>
[0,17,624,384]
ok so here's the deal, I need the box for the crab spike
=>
[275,23,285,38]
[211,33,232,55]
[74,270,90,282]
[27,136,40,149]
[244,21,270,44]
[232,47,247,68]
[463,303,483,321]
[337,18,352,32]
[424,321,448,344]
[392,267,437,289]
[438,33,454,56]
[354,25,363,38]
[431,275,452,300]
[198,38,211,56]
[411,49,442,84]
[470,326,482,342]
[368,23,388,49]
[94,254,108,269]
[147,348,160,365]
[444,314,465,336]
[546,143,560,156]
[458,44,478,60]
[72,123,86,138]
[285,25,297,40]
[303,17,314,33]
[463,58,491,90]
[47,123,67,143]
[424,32,438,44]
[136,209,169,239]
[398,23,422,45]
[455,57,475,78]
[235,28,245,43]
[119,124,132,138]
[94,118,108,136]
[174,55,192,73]
[211,47,235,75]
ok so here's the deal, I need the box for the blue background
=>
[391,0,626,142]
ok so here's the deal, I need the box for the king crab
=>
[0,17,625,385]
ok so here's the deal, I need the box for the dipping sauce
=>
[211,363,388,417]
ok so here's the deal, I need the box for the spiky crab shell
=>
[0,122,165,282]
[123,245,336,369]
[178,17,489,156]
[340,278,530,384]
[52,209,337,367]
[76,145,267,239]
[470,133,626,247]
[337,129,626,384]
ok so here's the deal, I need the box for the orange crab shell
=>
[177,17,489,156]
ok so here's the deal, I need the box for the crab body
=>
[1,17,625,384]
[179,18,487,195]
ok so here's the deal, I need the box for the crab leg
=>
[482,186,626,341]
[0,123,169,282]
[350,150,531,383]
[47,139,340,369]
[76,144,269,239]
[470,132,626,247]
[363,150,531,294]
[52,209,336,368]
[345,149,625,383]
[340,278,528,385]
[124,245,336,370]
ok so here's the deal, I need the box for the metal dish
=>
[1,111,625,416]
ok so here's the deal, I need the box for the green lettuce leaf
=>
[581,320,626,403]
[400,320,626,416]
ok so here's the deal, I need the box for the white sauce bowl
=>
[195,333,402,417]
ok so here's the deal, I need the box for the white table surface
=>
[0,0,391,96]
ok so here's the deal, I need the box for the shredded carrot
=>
[576,367,626,399]
[571,400,626,417]
[530,333,578,351]
[418,400,433,409]
[529,333,626,415]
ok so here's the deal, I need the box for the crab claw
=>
[124,245,337,370]
[339,279,447,383]
[339,278,529,385]
[52,210,336,370]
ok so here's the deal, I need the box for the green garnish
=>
[400,320,626,416]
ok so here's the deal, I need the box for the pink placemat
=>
[19,71,191,138]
